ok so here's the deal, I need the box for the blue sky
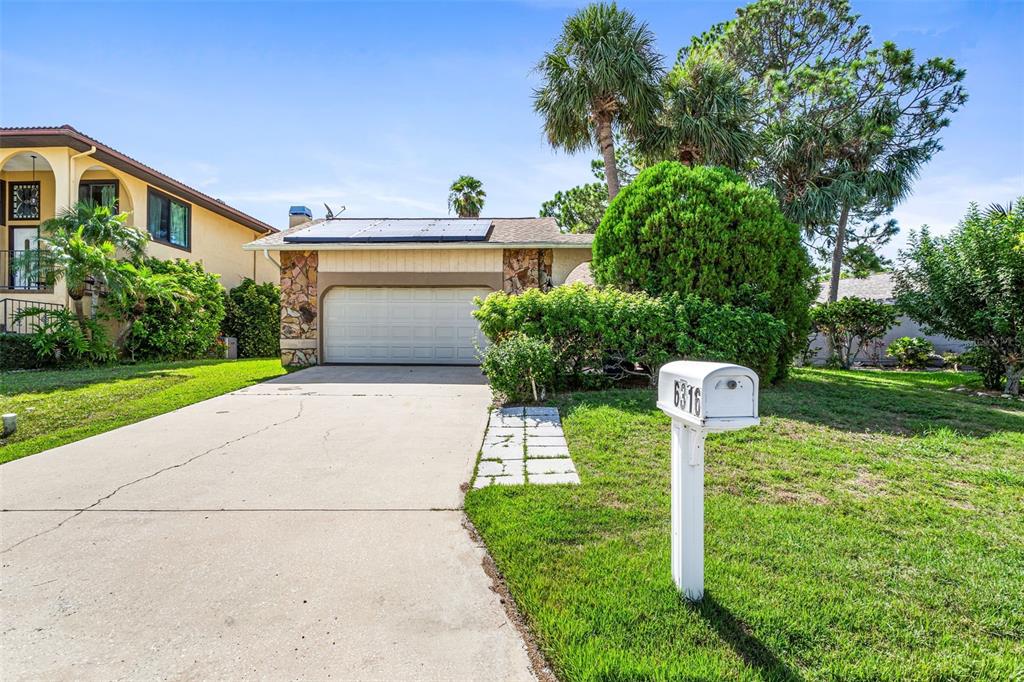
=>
[2,1,1021,259]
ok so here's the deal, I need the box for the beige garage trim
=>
[319,249,502,273]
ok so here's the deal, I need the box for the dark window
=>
[1,180,5,226]
[79,180,119,210]
[9,181,41,221]
[147,188,190,249]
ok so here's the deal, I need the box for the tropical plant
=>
[447,175,486,218]
[222,278,282,358]
[591,162,815,381]
[121,258,225,361]
[480,332,557,403]
[810,297,898,369]
[691,0,967,302]
[645,54,754,169]
[107,262,195,351]
[894,201,1024,394]
[12,307,115,365]
[534,2,663,200]
[33,202,147,331]
[886,336,934,370]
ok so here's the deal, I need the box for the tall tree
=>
[692,0,967,301]
[539,142,643,233]
[447,175,486,218]
[646,54,754,169]
[534,2,663,200]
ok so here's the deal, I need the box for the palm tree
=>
[652,56,754,169]
[36,201,149,331]
[448,176,486,218]
[534,2,663,200]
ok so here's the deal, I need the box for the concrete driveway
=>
[0,366,535,681]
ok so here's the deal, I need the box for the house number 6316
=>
[673,379,701,418]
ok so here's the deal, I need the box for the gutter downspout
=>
[69,146,97,206]
[263,248,282,272]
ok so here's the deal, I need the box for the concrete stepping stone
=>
[526,445,569,458]
[524,425,563,437]
[478,459,524,477]
[526,458,576,475]
[529,472,580,485]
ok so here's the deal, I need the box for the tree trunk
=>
[71,297,88,334]
[1006,365,1023,396]
[596,115,620,200]
[828,203,851,303]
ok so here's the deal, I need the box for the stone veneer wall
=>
[280,251,319,366]
[502,249,553,294]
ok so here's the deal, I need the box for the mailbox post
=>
[657,361,760,600]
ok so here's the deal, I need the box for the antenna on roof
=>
[324,203,346,220]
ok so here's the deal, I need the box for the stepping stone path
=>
[474,406,580,488]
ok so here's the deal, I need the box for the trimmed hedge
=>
[473,284,786,388]
[123,258,225,360]
[0,333,46,370]
[480,332,556,402]
[223,278,281,358]
[592,162,816,381]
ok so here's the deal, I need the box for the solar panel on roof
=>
[283,219,492,243]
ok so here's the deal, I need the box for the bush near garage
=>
[591,162,816,382]
[480,332,556,403]
[222,278,281,358]
[886,336,934,370]
[121,258,225,361]
[473,284,786,389]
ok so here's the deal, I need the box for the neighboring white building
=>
[810,273,968,365]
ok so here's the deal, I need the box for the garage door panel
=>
[324,287,489,365]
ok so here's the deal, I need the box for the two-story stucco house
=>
[245,210,593,366]
[1,125,277,331]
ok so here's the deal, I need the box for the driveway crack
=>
[1,399,307,554]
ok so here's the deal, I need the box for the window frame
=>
[146,186,191,252]
[79,179,120,211]
[8,181,41,222]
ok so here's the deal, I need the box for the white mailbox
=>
[657,361,760,601]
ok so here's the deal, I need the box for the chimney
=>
[288,205,312,229]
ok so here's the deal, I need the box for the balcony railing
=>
[0,298,64,334]
[1,250,54,292]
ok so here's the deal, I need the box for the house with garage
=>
[0,125,277,332]
[244,208,593,366]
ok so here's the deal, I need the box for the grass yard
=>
[0,359,287,464]
[466,369,1024,681]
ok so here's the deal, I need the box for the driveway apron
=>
[0,365,534,681]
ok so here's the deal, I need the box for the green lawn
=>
[0,359,287,464]
[466,369,1024,681]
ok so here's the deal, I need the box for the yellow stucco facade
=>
[0,142,276,314]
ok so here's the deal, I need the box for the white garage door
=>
[323,287,490,364]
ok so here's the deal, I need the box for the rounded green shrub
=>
[591,162,815,381]
[480,332,556,403]
[886,336,934,369]
[223,278,281,358]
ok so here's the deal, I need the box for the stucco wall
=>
[551,248,592,285]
